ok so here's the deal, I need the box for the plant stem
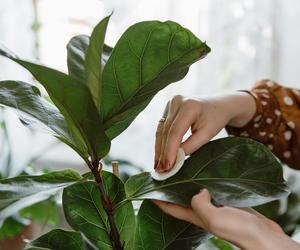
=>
[89,160,123,250]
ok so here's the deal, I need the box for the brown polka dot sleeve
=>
[225,79,300,170]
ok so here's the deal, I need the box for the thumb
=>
[181,129,211,155]
[191,189,213,210]
[191,189,217,230]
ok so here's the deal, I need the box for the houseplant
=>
[0,15,290,249]
[0,110,59,249]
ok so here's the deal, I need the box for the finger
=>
[191,189,214,210]
[180,128,211,155]
[152,200,198,224]
[191,189,218,229]
[158,96,183,171]
[181,114,225,155]
[161,107,196,171]
[156,103,173,172]
[154,102,170,170]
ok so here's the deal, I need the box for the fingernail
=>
[156,161,164,173]
[160,159,166,170]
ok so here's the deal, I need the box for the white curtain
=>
[0,0,300,172]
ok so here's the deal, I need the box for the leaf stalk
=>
[89,160,123,250]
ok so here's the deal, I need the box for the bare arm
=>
[153,189,300,250]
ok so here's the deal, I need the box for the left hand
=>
[154,92,257,173]
[153,189,300,250]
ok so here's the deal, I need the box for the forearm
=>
[214,219,300,250]
[222,91,257,128]
[242,229,300,250]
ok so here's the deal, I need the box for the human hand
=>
[153,189,300,250]
[154,92,257,172]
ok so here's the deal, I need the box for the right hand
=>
[154,92,257,172]
[153,189,300,250]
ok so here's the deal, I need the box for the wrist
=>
[225,91,257,128]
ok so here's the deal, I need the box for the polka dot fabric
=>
[225,79,300,170]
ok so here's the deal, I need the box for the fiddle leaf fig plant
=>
[0,15,290,250]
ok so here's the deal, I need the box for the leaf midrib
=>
[114,177,287,211]
[103,31,208,127]
[132,177,287,200]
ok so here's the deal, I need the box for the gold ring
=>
[159,117,166,123]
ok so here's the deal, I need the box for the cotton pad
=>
[151,148,186,181]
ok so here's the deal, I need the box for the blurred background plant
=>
[1,0,300,249]
[0,107,60,249]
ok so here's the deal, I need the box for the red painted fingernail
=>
[156,161,164,173]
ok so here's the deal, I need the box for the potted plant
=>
[0,15,289,249]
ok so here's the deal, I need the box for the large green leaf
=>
[123,137,289,208]
[85,15,111,111]
[0,43,110,159]
[25,229,85,250]
[0,80,86,156]
[67,35,89,83]
[134,200,210,250]
[67,35,112,85]
[63,171,135,250]
[101,20,211,139]
[0,169,82,226]
[67,33,113,103]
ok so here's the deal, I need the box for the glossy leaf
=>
[67,35,113,85]
[101,20,211,139]
[124,137,289,208]
[63,171,135,250]
[0,169,82,226]
[67,35,89,83]
[25,229,85,250]
[0,43,110,159]
[0,80,86,156]
[85,15,111,111]
[134,200,210,250]
[67,35,113,87]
